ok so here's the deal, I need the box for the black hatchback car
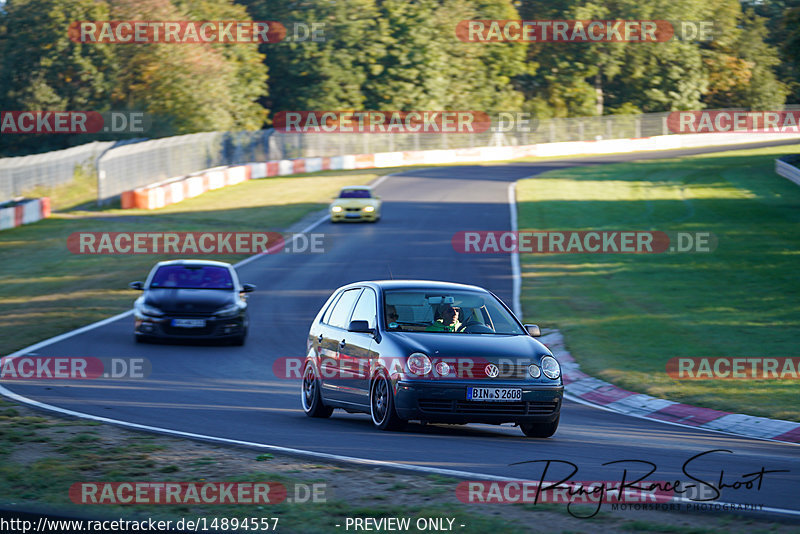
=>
[301,280,563,437]
[129,260,255,345]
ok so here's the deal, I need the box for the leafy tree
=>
[701,2,787,109]
[111,0,267,133]
[241,0,383,114]
[743,0,800,103]
[243,0,526,116]
[0,0,267,155]
[0,0,118,153]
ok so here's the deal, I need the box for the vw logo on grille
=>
[485,364,499,378]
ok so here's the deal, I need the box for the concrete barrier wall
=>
[0,197,50,231]
[775,157,800,186]
[119,132,800,210]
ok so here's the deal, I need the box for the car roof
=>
[339,279,488,293]
[154,259,233,268]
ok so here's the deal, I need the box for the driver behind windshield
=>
[426,303,462,332]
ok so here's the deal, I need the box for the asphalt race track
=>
[3,141,799,517]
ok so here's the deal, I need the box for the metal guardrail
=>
[267,113,672,159]
[775,156,800,186]
[4,107,800,204]
[0,142,114,202]
[97,131,272,203]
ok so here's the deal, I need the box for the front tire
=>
[519,416,559,438]
[370,373,405,431]
[302,363,333,418]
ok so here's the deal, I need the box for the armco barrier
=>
[119,131,800,210]
[775,156,800,186]
[0,197,51,231]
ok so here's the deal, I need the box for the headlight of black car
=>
[528,363,541,378]
[136,302,164,317]
[541,356,560,379]
[406,353,432,375]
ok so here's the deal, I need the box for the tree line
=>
[0,0,797,156]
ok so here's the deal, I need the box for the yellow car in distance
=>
[329,185,382,223]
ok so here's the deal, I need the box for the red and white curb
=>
[540,330,800,444]
[0,197,50,231]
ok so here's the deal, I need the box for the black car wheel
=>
[301,363,333,418]
[370,372,405,431]
[519,416,559,438]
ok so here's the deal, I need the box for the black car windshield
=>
[383,289,525,335]
[150,265,234,290]
[339,189,371,198]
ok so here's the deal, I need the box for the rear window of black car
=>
[150,265,233,289]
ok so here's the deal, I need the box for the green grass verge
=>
[517,143,800,422]
[0,170,383,356]
[20,162,99,212]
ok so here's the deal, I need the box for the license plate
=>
[467,387,522,401]
[172,318,206,328]
[345,213,361,218]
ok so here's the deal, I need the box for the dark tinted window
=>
[327,289,362,329]
[350,288,377,329]
[150,265,233,289]
[339,189,371,198]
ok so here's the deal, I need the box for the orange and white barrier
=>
[119,131,800,210]
[0,197,50,230]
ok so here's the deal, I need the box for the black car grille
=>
[418,399,558,415]
[494,364,529,379]
[466,363,529,379]
[162,324,216,336]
